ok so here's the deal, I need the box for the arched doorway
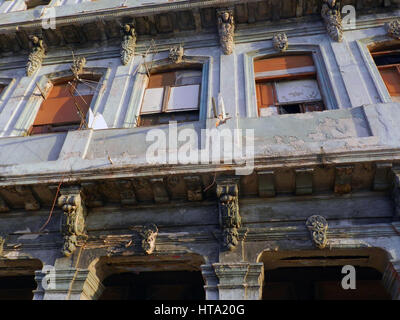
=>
[95,253,206,300]
[258,248,394,300]
[99,271,205,300]
[0,258,42,300]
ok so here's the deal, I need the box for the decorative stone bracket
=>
[321,0,343,42]
[57,187,87,257]
[139,223,158,255]
[26,35,46,76]
[120,23,137,65]
[387,20,400,40]
[273,33,288,52]
[71,56,87,80]
[217,8,235,55]
[216,179,241,251]
[306,215,329,249]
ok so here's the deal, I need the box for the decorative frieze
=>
[150,178,170,203]
[217,8,235,55]
[0,236,4,256]
[116,180,137,206]
[184,176,203,201]
[139,223,158,255]
[5,186,40,211]
[257,171,275,197]
[334,166,353,194]
[0,196,9,213]
[295,168,314,195]
[321,0,343,42]
[273,33,289,52]
[26,35,46,76]
[216,180,241,250]
[120,23,136,65]
[57,187,87,257]
[387,20,400,40]
[169,45,184,64]
[306,215,329,249]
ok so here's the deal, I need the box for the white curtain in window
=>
[275,79,321,104]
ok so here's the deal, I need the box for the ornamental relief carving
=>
[217,8,235,55]
[71,56,87,80]
[57,187,87,257]
[139,223,158,255]
[387,20,400,40]
[217,182,241,250]
[120,23,137,65]
[26,35,46,76]
[273,33,289,52]
[306,215,329,249]
[169,45,184,64]
[321,0,343,42]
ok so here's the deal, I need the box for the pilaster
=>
[33,267,104,300]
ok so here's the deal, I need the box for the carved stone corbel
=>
[217,8,235,55]
[273,33,289,52]
[216,180,241,251]
[387,20,400,40]
[306,215,328,249]
[321,0,343,42]
[139,223,158,255]
[71,56,86,80]
[57,187,87,257]
[169,45,184,64]
[120,23,136,65]
[26,35,46,76]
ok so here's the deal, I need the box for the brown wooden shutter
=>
[379,66,400,97]
[254,55,314,74]
[256,82,275,114]
[32,82,92,128]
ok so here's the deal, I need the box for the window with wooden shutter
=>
[254,54,325,116]
[371,46,400,102]
[138,69,201,127]
[29,76,98,135]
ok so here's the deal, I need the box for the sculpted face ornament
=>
[71,56,86,80]
[26,35,46,76]
[306,215,329,249]
[120,23,137,65]
[169,45,184,64]
[217,9,235,55]
[321,0,343,42]
[273,33,289,52]
[140,223,158,255]
[57,188,87,257]
[387,20,400,40]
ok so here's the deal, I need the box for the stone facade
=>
[0,0,399,300]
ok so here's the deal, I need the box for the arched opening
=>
[258,248,393,300]
[0,258,42,300]
[95,253,206,300]
[99,271,205,300]
[262,266,390,300]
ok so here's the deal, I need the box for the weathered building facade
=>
[0,0,400,300]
